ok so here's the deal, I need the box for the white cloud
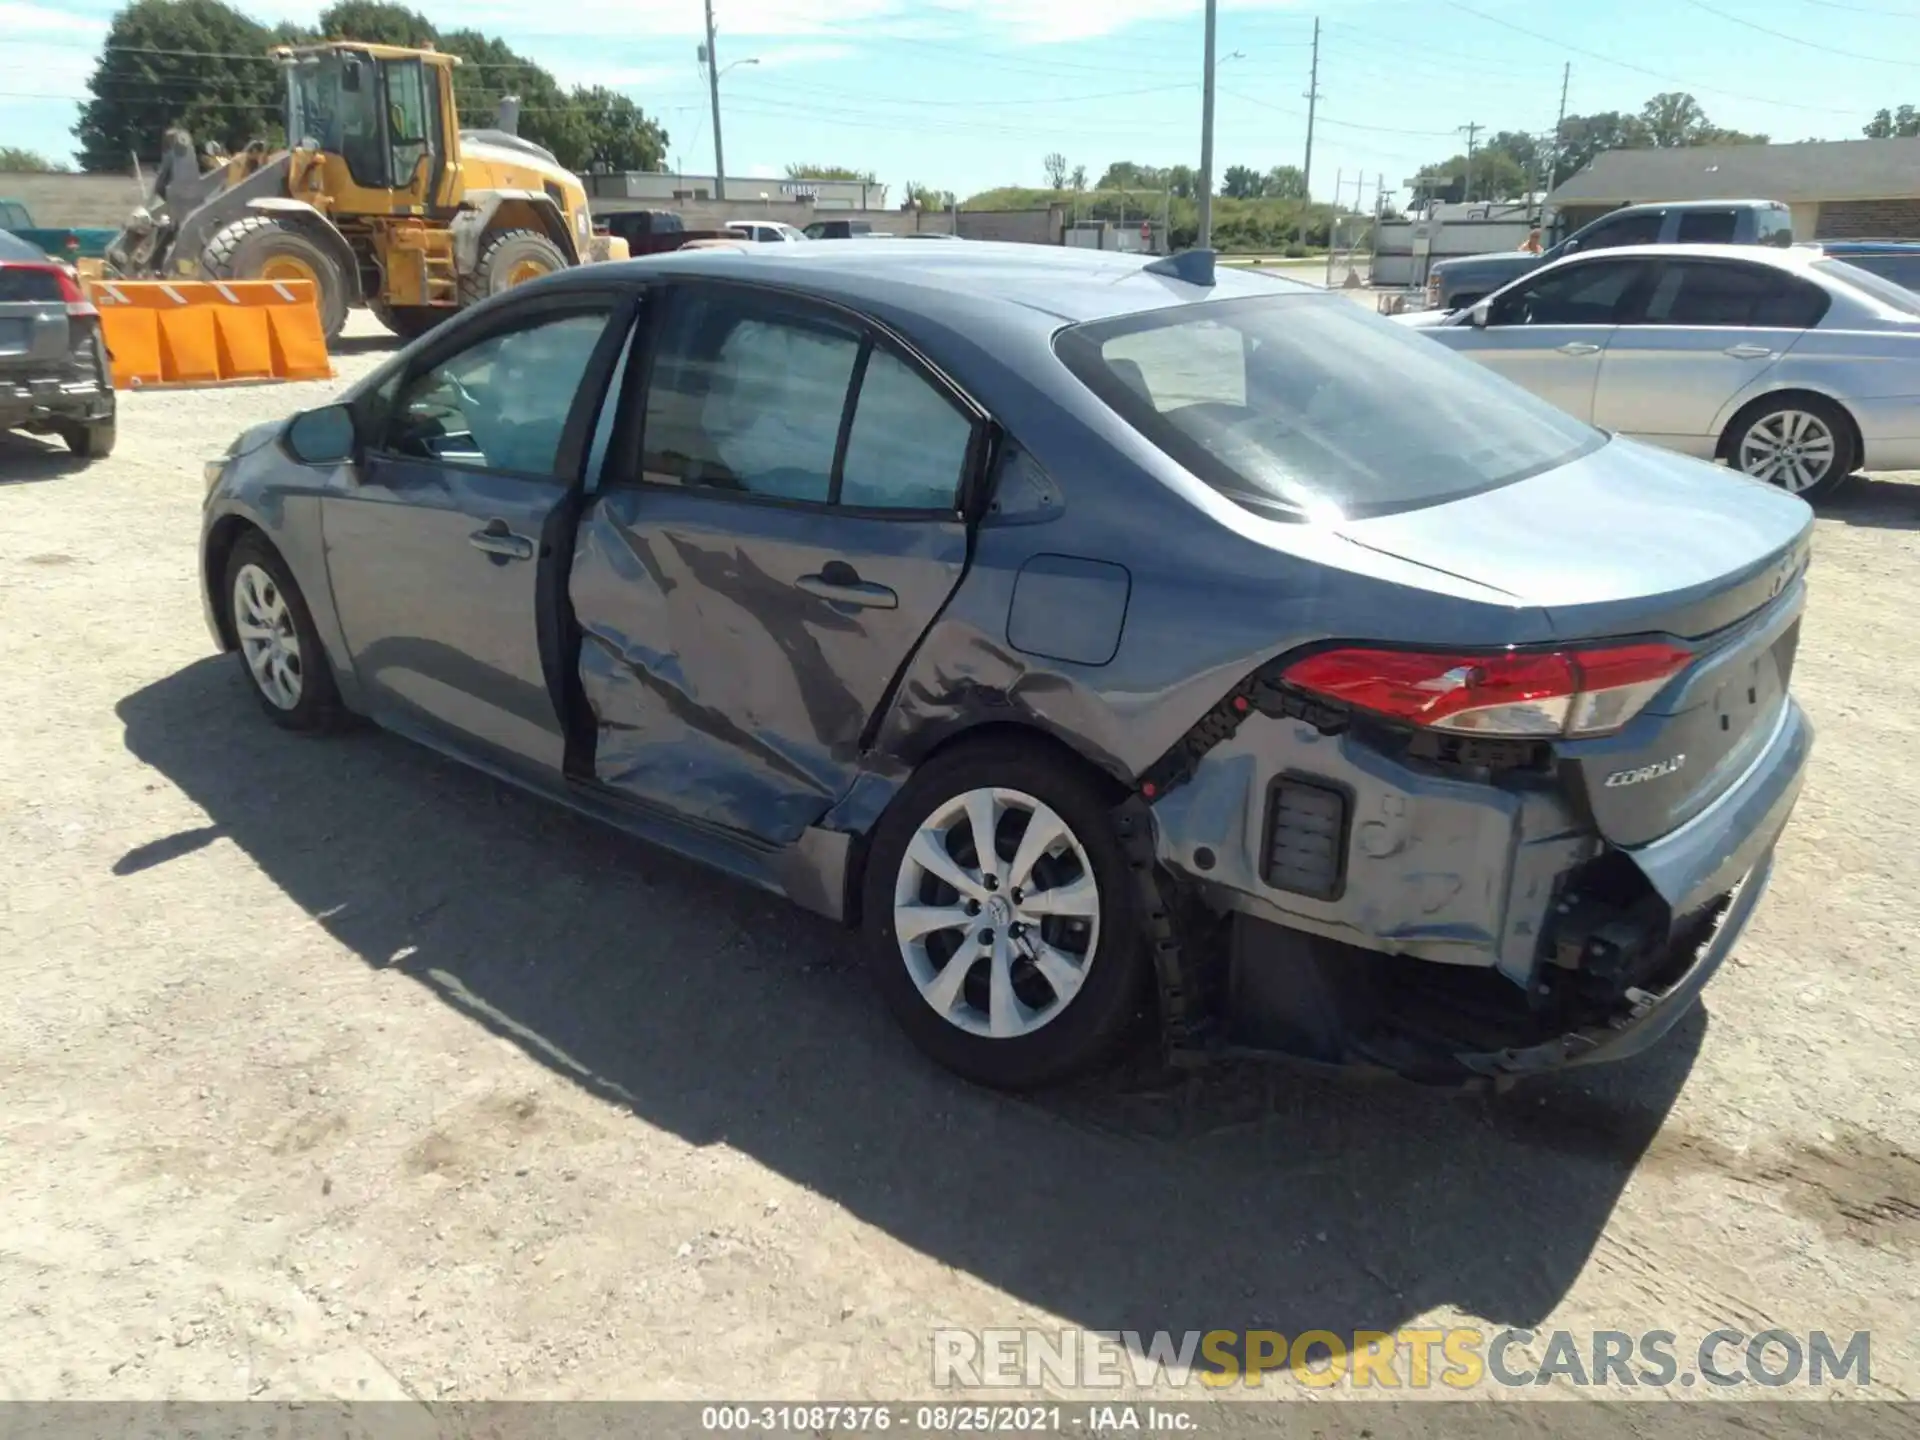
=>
[0,2,107,39]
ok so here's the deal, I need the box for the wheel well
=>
[839,720,1130,928]
[1717,388,1864,468]
[204,516,269,651]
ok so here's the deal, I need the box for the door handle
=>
[797,562,898,610]
[468,518,535,561]
[1724,344,1774,359]
[1555,341,1602,356]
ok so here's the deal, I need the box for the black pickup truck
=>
[1425,199,1796,311]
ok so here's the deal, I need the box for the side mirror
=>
[284,404,358,466]
[1469,299,1492,329]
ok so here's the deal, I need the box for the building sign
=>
[781,182,820,198]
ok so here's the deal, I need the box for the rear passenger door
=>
[1591,259,1826,452]
[570,283,984,845]
[1441,256,1653,421]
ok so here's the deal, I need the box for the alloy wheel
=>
[232,562,303,710]
[893,786,1101,1040]
[1738,410,1837,494]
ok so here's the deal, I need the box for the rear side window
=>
[642,291,861,503]
[1838,252,1920,292]
[1640,261,1829,328]
[1758,207,1796,246]
[1676,209,1739,245]
[0,266,62,302]
[1813,257,1920,315]
[1056,293,1602,520]
[839,348,973,510]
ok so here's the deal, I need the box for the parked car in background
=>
[1425,200,1796,313]
[597,210,732,255]
[200,242,1809,1090]
[0,198,118,264]
[1397,243,1920,499]
[1802,239,1920,291]
[803,218,886,239]
[0,229,115,458]
[724,220,808,244]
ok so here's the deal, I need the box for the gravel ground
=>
[1,314,1917,1408]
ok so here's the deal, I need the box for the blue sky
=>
[5,0,1915,203]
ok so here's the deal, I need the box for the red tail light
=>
[1282,643,1691,738]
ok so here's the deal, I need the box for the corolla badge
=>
[1605,755,1686,788]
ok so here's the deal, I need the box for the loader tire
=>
[368,301,448,343]
[202,216,351,342]
[460,228,568,308]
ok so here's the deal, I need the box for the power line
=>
[1217,86,1458,136]
[1682,0,1920,67]
[1437,0,1860,116]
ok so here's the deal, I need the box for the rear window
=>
[1055,294,1603,520]
[0,265,62,302]
[1676,209,1739,245]
[1814,258,1920,316]
[1833,252,1920,293]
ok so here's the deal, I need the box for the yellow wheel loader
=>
[104,42,628,342]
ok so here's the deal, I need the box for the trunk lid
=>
[0,265,73,377]
[1338,436,1813,850]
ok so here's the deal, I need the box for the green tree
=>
[315,0,434,45]
[74,0,284,170]
[1094,160,1164,190]
[1552,111,1651,184]
[1068,163,1086,192]
[1220,163,1263,199]
[1864,105,1920,138]
[564,86,667,173]
[1042,151,1068,189]
[786,163,876,182]
[1164,163,1196,199]
[0,147,68,171]
[1263,164,1307,199]
[1640,91,1708,148]
[904,180,955,209]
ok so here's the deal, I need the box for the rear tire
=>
[55,415,115,459]
[202,215,351,342]
[460,228,568,308]
[859,737,1152,1090]
[1723,393,1856,502]
[223,533,348,733]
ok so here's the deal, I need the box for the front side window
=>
[384,309,611,476]
[1057,294,1602,520]
[642,292,861,503]
[288,53,388,186]
[1572,211,1663,251]
[384,58,432,188]
[1488,259,1649,327]
[1640,262,1829,328]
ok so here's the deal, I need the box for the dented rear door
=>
[569,282,980,846]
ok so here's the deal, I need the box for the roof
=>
[1547,137,1920,206]
[598,240,1315,325]
[1539,242,1826,273]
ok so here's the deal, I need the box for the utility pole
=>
[1458,121,1482,203]
[1198,0,1217,249]
[1547,61,1571,198]
[1299,15,1320,249]
[703,0,727,200]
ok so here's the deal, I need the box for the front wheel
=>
[1726,395,1856,501]
[460,229,569,307]
[860,738,1151,1089]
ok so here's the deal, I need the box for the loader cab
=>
[281,44,460,215]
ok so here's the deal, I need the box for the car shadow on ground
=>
[329,331,402,358]
[117,655,1706,1350]
[0,432,89,484]
[1826,473,1920,531]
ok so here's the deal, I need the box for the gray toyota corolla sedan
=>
[199,242,1814,1089]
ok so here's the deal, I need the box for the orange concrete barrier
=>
[85,278,333,390]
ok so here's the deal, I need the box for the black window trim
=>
[361,286,633,484]
[603,276,990,522]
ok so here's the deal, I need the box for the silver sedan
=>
[1395,243,1920,499]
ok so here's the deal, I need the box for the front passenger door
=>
[571,284,981,844]
[1437,257,1653,421]
[323,298,624,775]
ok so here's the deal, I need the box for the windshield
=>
[286,53,385,184]
[1813,258,1920,316]
[1055,293,1604,520]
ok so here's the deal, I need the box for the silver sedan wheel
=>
[893,786,1100,1040]
[232,562,303,711]
[1738,410,1837,494]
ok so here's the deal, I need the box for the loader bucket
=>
[85,278,332,389]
